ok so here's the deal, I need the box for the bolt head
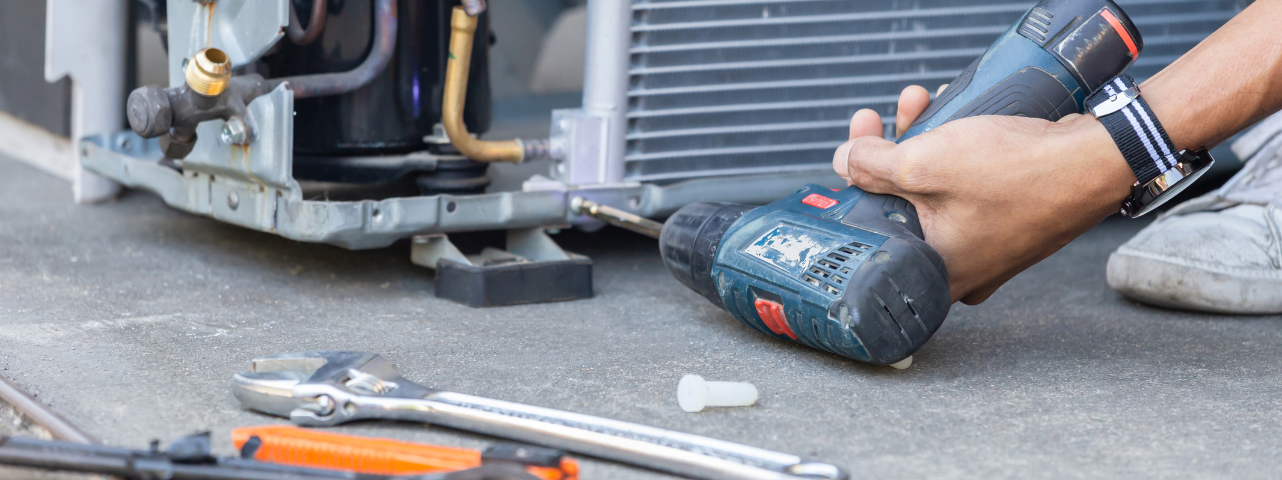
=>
[227,191,240,210]
[221,117,248,145]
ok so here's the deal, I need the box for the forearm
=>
[1142,0,1282,151]
[1057,1,1282,214]
[835,2,1282,303]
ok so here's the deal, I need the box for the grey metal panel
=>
[626,0,1251,183]
[0,0,71,137]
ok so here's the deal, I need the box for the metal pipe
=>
[287,0,328,46]
[0,375,96,445]
[580,0,632,184]
[273,0,396,99]
[442,7,535,163]
[571,197,663,239]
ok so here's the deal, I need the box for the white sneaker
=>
[1106,113,1282,314]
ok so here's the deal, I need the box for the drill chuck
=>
[659,203,753,309]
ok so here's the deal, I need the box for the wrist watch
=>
[1086,74,1214,218]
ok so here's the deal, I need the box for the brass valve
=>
[184,48,232,96]
[127,47,270,159]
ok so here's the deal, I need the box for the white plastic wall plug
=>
[677,374,758,413]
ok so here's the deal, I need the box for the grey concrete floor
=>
[1,156,1280,479]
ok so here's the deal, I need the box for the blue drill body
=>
[899,25,1086,139]
[661,0,1143,365]
[709,185,946,364]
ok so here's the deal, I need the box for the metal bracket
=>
[506,227,571,262]
[550,109,609,185]
[410,234,471,268]
[44,0,127,203]
[167,0,289,87]
[410,227,572,270]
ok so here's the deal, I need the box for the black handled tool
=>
[0,433,539,480]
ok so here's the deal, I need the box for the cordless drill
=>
[581,0,1143,365]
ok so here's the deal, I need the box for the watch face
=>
[1131,160,1214,217]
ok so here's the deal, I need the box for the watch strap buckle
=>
[1091,86,1141,117]
[1086,74,1142,117]
[1120,148,1216,218]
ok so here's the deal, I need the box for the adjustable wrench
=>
[231,352,846,480]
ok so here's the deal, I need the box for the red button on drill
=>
[754,299,797,339]
[801,194,838,209]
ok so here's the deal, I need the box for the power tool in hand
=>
[576,0,1143,366]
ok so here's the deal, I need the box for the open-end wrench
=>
[231,352,846,480]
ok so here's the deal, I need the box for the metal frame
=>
[561,0,632,186]
[83,124,841,249]
[44,0,128,203]
[78,0,845,250]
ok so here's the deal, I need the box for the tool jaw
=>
[232,351,437,422]
[231,370,310,418]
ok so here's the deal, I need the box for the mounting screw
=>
[220,117,248,145]
[227,191,239,210]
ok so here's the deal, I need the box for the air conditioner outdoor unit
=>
[71,0,1247,303]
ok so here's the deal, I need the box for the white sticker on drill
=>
[743,224,841,277]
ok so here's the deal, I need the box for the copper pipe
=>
[442,7,529,163]
[0,375,96,445]
[287,0,328,46]
[273,0,396,98]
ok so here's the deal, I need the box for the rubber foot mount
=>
[435,258,593,307]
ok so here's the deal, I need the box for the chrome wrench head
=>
[232,351,431,422]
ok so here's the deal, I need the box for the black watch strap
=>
[1086,74,1177,185]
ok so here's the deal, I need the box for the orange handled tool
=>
[232,425,578,480]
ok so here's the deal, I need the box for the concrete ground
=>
[1,155,1280,480]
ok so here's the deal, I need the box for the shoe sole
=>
[1107,246,1282,315]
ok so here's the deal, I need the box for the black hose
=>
[287,0,327,46]
[273,0,397,98]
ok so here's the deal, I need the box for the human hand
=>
[833,86,1135,304]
